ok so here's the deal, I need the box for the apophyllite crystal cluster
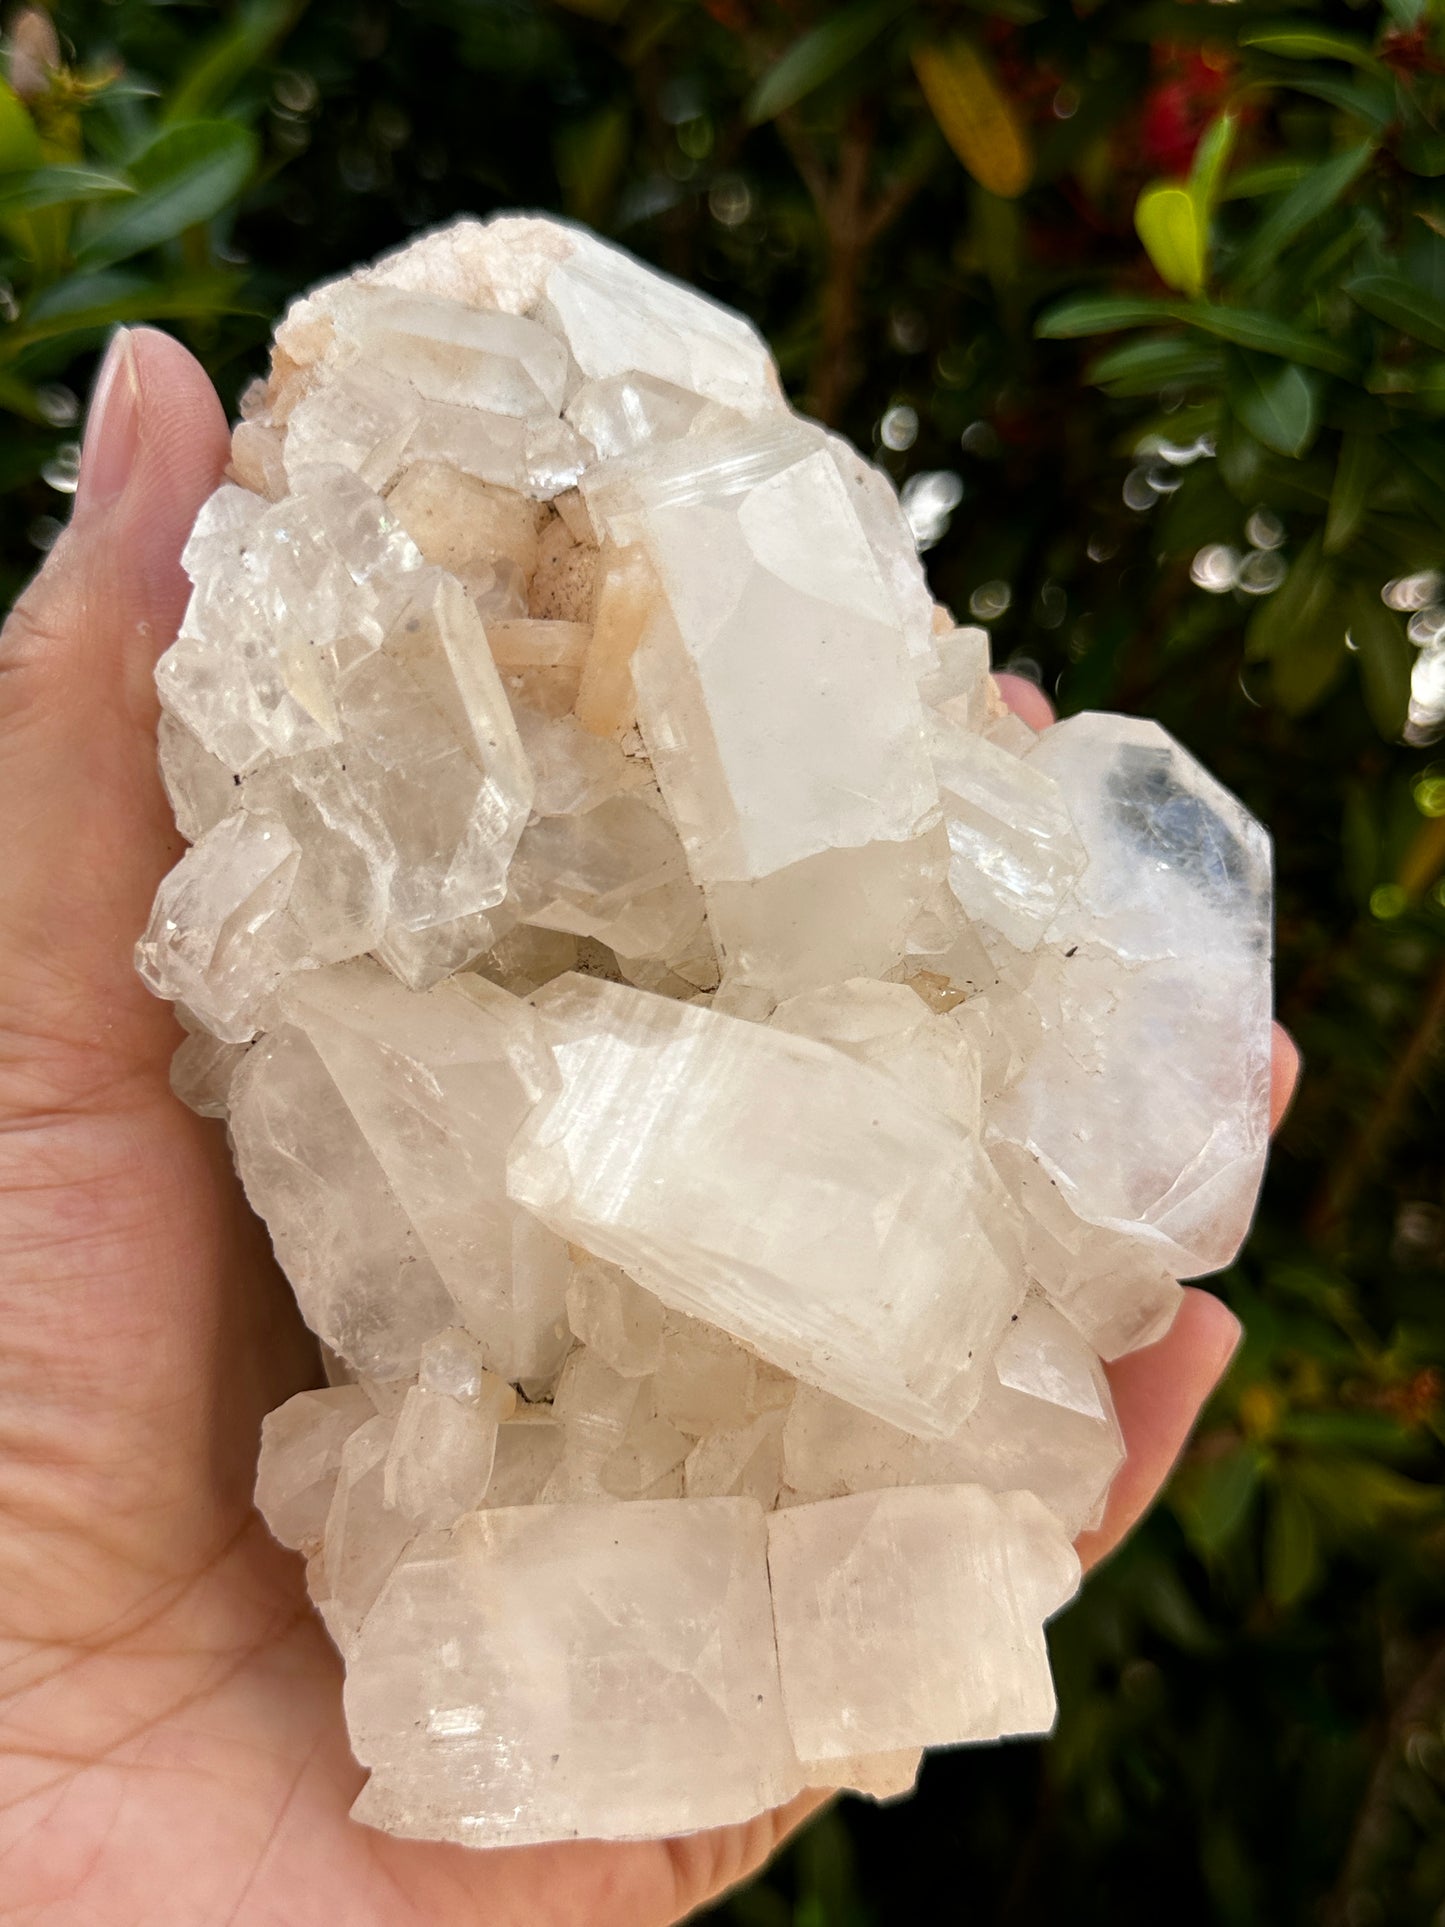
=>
[135,214,1273,1848]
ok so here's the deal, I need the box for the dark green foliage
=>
[1,1,1441,1920]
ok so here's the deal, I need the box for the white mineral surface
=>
[137,212,1274,1850]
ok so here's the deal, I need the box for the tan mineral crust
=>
[135,214,1274,1848]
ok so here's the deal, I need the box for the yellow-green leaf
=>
[912,40,1031,200]
[1240,25,1380,68]
[1188,111,1238,215]
[1136,182,1206,296]
[0,75,42,174]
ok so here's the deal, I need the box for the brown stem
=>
[772,101,932,424]
[860,136,938,247]
[1307,949,1445,1243]
[1324,1632,1445,1924]
[807,113,873,425]
[775,107,832,217]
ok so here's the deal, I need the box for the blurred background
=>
[1,0,1442,1919]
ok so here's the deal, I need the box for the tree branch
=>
[1308,949,1445,1243]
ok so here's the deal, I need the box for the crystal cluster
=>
[136,215,1274,1849]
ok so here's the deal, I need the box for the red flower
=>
[1139,44,1235,176]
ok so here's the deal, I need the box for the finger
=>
[0,327,229,1113]
[993,670,1055,731]
[1270,1021,1301,1132]
[1076,1286,1241,1570]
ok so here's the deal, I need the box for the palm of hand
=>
[0,331,1293,1927]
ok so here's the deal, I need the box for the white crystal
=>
[584,424,938,885]
[345,1500,800,1845]
[133,213,1279,1852]
[136,811,301,1042]
[507,974,1023,1437]
[230,962,570,1379]
[767,1485,1079,1763]
[930,718,1086,951]
[990,713,1273,1276]
[780,1296,1124,1536]
[255,1384,374,1553]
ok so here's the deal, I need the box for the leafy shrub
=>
[2,2,1441,1920]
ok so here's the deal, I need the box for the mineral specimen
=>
[137,213,1274,1850]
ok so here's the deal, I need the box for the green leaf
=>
[1346,581,1412,738]
[744,0,907,124]
[1348,271,1445,352]
[1264,1483,1319,1609]
[1224,160,1310,201]
[1274,622,1350,713]
[1239,25,1380,67]
[0,273,256,360]
[0,164,134,217]
[555,102,630,227]
[1038,293,1354,375]
[1281,74,1395,132]
[1174,1445,1265,1556]
[1036,293,1181,337]
[1395,434,1445,532]
[1325,432,1379,553]
[1088,332,1223,396]
[1246,533,1349,713]
[0,76,42,174]
[1294,1455,1441,1529]
[1188,112,1238,214]
[1232,141,1375,287]
[1277,1410,1417,1454]
[75,121,258,269]
[1179,302,1354,374]
[165,0,301,122]
[0,369,46,422]
[1399,130,1445,178]
[1228,351,1321,458]
[1136,184,1205,296]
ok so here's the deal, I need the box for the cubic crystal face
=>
[139,212,1274,1850]
[345,1500,799,1846]
[768,1486,1080,1763]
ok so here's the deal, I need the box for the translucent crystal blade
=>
[507,975,1024,1437]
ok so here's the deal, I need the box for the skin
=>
[0,329,1301,1927]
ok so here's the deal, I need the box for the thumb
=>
[0,327,229,1120]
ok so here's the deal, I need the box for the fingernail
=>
[1210,1307,1245,1384]
[76,329,142,514]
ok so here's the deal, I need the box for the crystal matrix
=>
[138,213,1273,1850]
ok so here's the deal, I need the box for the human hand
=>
[0,330,1300,1927]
